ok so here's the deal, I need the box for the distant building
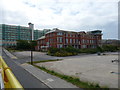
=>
[34,30,42,40]
[36,28,102,51]
[42,29,51,35]
[1,24,32,47]
[101,39,120,47]
[1,23,51,47]
[34,29,51,40]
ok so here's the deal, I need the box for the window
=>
[73,39,75,43]
[89,40,91,44]
[82,45,86,48]
[70,39,72,43]
[66,33,68,37]
[57,37,63,43]
[92,40,94,44]
[57,32,63,35]
[76,34,78,37]
[57,44,63,48]
[60,37,62,43]
[76,39,78,43]
[66,39,68,43]
[60,44,63,48]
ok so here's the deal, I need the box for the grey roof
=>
[38,36,45,40]
[45,28,102,35]
[46,29,57,34]
[45,29,77,34]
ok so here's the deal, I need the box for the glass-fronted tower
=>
[1,24,32,47]
[1,23,51,47]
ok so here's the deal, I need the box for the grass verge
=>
[27,59,63,64]
[29,60,108,89]
[7,48,24,52]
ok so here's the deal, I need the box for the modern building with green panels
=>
[1,23,51,47]
[34,30,42,40]
[1,24,32,47]
[42,29,51,35]
[34,29,51,40]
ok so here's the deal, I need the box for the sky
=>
[0,0,119,39]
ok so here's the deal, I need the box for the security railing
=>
[0,56,23,89]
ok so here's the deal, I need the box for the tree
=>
[30,40,37,50]
[97,46,103,52]
[16,40,37,50]
[16,40,31,50]
[102,45,118,52]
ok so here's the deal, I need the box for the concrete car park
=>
[12,51,119,88]
[36,53,118,88]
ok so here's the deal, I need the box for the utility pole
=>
[28,22,34,65]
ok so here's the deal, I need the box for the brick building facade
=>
[36,28,102,51]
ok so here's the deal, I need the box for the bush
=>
[16,40,30,50]
[16,40,37,50]
[54,52,61,57]
[55,52,67,57]
[54,51,77,57]
[47,44,119,57]
[79,48,99,54]
[72,52,78,55]
[102,45,118,52]
[48,47,59,54]
[65,45,79,53]
[48,46,79,57]
[97,46,103,52]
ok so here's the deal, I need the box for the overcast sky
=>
[0,0,118,39]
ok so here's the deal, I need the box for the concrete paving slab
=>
[36,54,119,88]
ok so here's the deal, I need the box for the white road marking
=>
[47,78,54,82]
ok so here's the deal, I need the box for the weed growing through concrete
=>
[29,60,109,89]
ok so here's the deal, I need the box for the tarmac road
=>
[2,50,51,89]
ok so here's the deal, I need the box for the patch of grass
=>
[27,59,63,64]
[32,64,109,89]
[7,48,24,52]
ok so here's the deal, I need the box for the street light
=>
[30,39,33,65]
[28,22,33,65]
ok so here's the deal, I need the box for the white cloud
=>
[0,0,118,39]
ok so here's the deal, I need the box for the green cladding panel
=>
[1,24,32,46]
[1,24,51,46]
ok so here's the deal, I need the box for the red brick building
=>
[36,28,102,51]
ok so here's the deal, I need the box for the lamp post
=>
[28,22,34,65]
[30,39,33,65]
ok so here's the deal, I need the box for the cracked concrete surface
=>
[36,54,118,88]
